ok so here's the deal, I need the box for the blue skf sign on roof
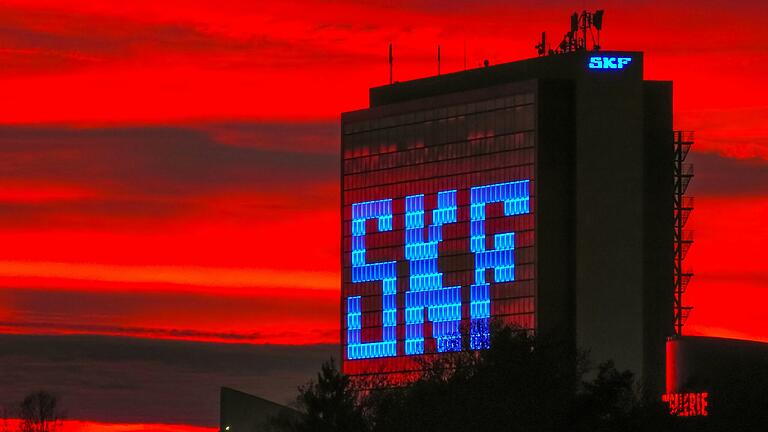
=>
[588,56,632,70]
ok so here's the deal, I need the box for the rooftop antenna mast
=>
[437,45,441,75]
[388,43,393,84]
[463,39,467,70]
[535,9,604,56]
[535,31,547,56]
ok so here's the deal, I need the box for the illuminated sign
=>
[347,180,531,360]
[662,392,709,417]
[588,56,632,70]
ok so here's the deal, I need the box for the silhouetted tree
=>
[1,405,13,432]
[17,392,64,432]
[574,361,681,432]
[368,326,582,432]
[270,358,367,432]
[274,325,687,432]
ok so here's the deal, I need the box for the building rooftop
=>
[370,50,643,107]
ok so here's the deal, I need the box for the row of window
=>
[344,132,534,174]
[343,275,536,302]
[342,212,535,236]
[344,236,535,269]
[344,193,532,211]
[344,241,536,263]
[343,167,536,203]
[343,311,536,375]
[344,148,534,189]
[347,305,536,332]
[343,203,536,224]
[343,93,535,135]
[343,106,536,158]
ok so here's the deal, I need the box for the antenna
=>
[463,39,467,70]
[535,32,547,56]
[593,9,604,50]
[388,43,393,84]
[535,9,605,56]
[571,12,579,33]
[437,45,441,76]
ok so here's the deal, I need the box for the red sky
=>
[1,0,767,428]
[1,419,214,432]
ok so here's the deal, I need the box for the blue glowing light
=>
[588,56,632,70]
[347,199,397,360]
[345,179,531,359]
[469,180,530,349]
[404,190,461,355]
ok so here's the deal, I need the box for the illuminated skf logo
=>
[346,180,530,360]
[588,56,632,69]
[662,392,709,417]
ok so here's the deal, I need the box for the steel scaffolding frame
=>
[673,131,694,336]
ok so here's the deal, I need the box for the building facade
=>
[341,51,674,396]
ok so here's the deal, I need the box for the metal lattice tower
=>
[673,131,694,336]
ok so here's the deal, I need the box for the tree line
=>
[2,391,65,432]
[269,324,764,432]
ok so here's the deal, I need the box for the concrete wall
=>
[642,81,675,397]
[535,80,575,344]
[572,53,647,382]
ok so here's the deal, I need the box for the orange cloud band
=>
[0,260,338,291]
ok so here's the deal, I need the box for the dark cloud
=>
[0,199,190,230]
[197,122,339,152]
[0,6,257,76]
[0,334,337,426]
[0,321,336,344]
[0,4,379,76]
[0,287,338,344]
[687,151,768,196]
[0,15,228,72]
[0,123,338,227]
[0,123,338,192]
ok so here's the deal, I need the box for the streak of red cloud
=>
[0,183,99,203]
[1,419,215,432]
[0,210,338,269]
[684,195,768,343]
[0,261,336,291]
[0,285,339,344]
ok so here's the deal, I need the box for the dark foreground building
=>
[667,336,768,394]
[341,50,674,396]
[219,387,299,432]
